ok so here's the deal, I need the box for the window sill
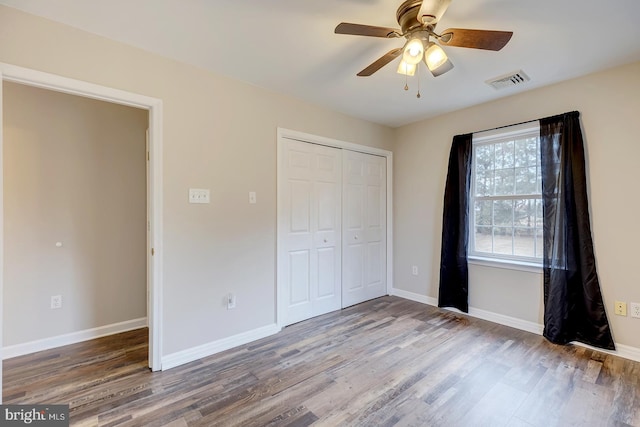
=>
[468,256,543,274]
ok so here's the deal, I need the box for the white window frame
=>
[469,122,543,270]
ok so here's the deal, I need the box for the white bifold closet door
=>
[280,139,343,326]
[279,139,387,327]
[342,150,387,308]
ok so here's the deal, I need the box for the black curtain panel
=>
[438,133,473,312]
[539,111,615,350]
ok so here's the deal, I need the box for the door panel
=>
[290,181,311,232]
[342,151,387,308]
[289,250,310,305]
[345,244,364,291]
[280,140,342,325]
[317,248,336,298]
[316,182,337,231]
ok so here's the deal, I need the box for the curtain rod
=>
[471,118,538,136]
[470,111,579,136]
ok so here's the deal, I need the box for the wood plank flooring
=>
[4,296,640,426]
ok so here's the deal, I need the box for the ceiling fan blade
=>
[439,28,513,51]
[335,22,400,38]
[357,48,403,76]
[417,0,452,25]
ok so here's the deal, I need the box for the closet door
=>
[342,151,387,308]
[279,139,342,326]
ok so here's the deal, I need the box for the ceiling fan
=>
[335,0,513,79]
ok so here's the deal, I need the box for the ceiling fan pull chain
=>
[417,63,422,98]
[404,67,409,91]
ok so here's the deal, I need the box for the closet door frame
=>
[276,128,393,329]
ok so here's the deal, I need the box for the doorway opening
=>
[0,63,164,401]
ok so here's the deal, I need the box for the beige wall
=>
[2,82,148,346]
[394,61,640,349]
[0,6,394,355]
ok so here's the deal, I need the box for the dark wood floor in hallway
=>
[4,296,640,426]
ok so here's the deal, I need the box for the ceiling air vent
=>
[486,70,530,90]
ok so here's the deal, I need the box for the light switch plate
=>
[249,191,257,204]
[189,188,210,204]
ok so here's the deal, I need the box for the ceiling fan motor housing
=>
[397,0,425,33]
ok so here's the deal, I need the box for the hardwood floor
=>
[4,296,640,426]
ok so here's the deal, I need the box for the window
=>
[469,123,542,265]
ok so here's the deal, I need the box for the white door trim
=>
[276,128,393,329]
[0,63,164,392]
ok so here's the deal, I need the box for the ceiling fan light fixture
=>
[402,38,424,65]
[397,60,417,76]
[418,0,453,25]
[424,42,454,76]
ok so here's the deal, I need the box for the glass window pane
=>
[474,200,492,226]
[475,226,492,253]
[475,170,494,197]
[493,227,513,255]
[515,139,526,167]
[515,167,537,194]
[476,144,494,172]
[495,141,515,169]
[514,199,535,227]
[494,169,515,195]
[493,200,513,226]
[514,228,535,257]
[514,138,537,168]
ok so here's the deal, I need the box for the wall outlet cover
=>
[614,301,627,316]
[50,295,62,309]
[630,302,640,318]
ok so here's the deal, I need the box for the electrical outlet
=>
[630,302,640,318]
[227,293,236,310]
[614,301,627,316]
[412,266,419,276]
[51,295,62,309]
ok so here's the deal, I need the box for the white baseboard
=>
[3,317,147,360]
[467,306,544,335]
[391,287,438,306]
[162,323,281,370]
[572,341,640,363]
[390,287,640,363]
[613,344,640,363]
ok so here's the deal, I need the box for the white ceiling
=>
[3,0,640,127]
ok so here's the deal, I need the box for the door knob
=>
[354,235,359,240]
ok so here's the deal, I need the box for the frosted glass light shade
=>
[397,60,417,76]
[402,38,424,65]
[424,43,454,77]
